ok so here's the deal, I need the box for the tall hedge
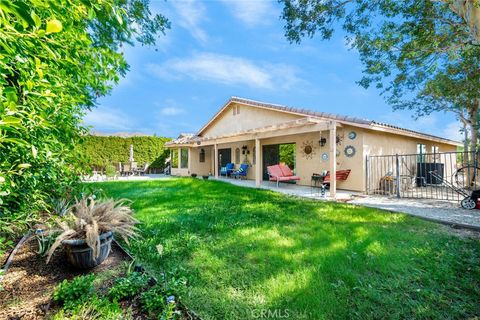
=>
[79,136,171,170]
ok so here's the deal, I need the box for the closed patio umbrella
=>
[129,144,134,162]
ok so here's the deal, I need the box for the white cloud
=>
[160,107,185,116]
[221,0,277,26]
[171,0,208,44]
[83,107,134,131]
[147,52,303,90]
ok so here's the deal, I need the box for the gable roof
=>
[193,97,461,146]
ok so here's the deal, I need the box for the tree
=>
[0,0,169,241]
[281,0,480,148]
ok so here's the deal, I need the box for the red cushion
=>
[324,170,351,182]
[279,164,294,177]
[267,165,283,178]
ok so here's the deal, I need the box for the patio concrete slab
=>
[215,177,359,200]
[84,173,170,182]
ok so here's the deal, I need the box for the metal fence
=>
[366,151,480,201]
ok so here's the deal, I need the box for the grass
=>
[95,178,480,319]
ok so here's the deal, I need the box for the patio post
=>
[214,143,218,179]
[188,148,192,175]
[329,121,337,199]
[255,138,261,187]
[177,148,181,169]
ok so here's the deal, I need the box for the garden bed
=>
[0,237,193,320]
[0,238,129,319]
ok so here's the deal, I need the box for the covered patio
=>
[167,117,344,199]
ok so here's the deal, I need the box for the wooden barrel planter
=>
[62,231,113,269]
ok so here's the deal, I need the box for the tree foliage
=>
[79,135,171,170]
[0,0,169,240]
[281,0,480,146]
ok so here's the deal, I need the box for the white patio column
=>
[214,143,218,179]
[188,148,192,174]
[177,148,181,169]
[255,138,261,187]
[329,121,337,199]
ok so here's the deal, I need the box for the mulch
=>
[0,238,129,320]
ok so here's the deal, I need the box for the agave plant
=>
[46,197,138,263]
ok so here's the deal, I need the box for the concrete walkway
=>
[349,196,480,230]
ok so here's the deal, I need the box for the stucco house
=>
[165,97,460,197]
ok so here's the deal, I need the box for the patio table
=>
[311,174,326,196]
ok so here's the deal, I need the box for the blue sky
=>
[83,0,462,141]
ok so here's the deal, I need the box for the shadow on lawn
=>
[94,179,480,320]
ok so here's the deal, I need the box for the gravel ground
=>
[349,196,480,229]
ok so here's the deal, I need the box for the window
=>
[199,148,205,163]
[180,148,188,168]
[417,144,426,162]
[253,147,256,165]
[171,149,178,168]
[432,146,439,153]
[235,148,241,164]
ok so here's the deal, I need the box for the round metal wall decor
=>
[344,145,356,158]
[301,141,315,159]
[348,131,357,140]
[321,153,329,161]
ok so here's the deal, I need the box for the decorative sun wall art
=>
[301,141,316,159]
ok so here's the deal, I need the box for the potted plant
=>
[46,197,138,269]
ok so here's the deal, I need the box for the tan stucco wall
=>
[189,146,214,176]
[363,130,458,191]
[363,130,456,156]
[201,103,302,138]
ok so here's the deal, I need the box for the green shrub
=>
[105,164,116,178]
[78,136,171,170]
[51,296,130,320]
[0,0,168,247]
[140,285,166,315]
[108,272,149,301]
[53,274,95,310]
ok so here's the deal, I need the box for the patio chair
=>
[220,163,235,177]
[135,163,149,176]
[231,163,249,179]
[267,164,300,187]
[323,169,351,188]
[122,164,132,176]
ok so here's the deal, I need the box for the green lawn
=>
[95,178,480,319]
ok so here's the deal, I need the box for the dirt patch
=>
[0,238,129,320]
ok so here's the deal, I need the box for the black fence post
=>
[395,154,401,198]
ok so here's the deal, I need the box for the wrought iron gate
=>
[366,151,480,201]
